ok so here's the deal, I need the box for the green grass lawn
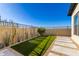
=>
[11,36,56,56]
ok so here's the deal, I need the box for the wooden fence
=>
[44,26,71,36]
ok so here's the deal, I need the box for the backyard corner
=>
[0,3,79,56]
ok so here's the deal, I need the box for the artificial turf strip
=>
[29,36,56,56]
[41,36,56,55]
[29,36,51,56]
[11,37,46,56]
[11,36,56,56]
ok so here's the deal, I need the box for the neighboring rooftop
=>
[68,3,78,16]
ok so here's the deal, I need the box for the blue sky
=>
[0,3,71,27]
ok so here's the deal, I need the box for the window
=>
[74,11,79,35]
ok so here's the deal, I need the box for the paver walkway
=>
[44,36,79,56]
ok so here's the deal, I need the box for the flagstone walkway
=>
[44,36,79,56]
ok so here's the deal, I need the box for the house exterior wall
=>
[71,4,79,45]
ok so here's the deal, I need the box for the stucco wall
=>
[71,4,79,45]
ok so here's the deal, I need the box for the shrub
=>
[37,28,46,36]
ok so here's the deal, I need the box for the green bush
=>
[37,28,46,36]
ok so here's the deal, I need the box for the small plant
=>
[37,28,46,36]
[0,43,4,49]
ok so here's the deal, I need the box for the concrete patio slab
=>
[54,41,77,48]
[0,47,23,56]
[44,36,79,56]
[52,45,79,56]
[47,52,60,56]
[56,37,72,43]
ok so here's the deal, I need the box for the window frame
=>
[74,11,79,36]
